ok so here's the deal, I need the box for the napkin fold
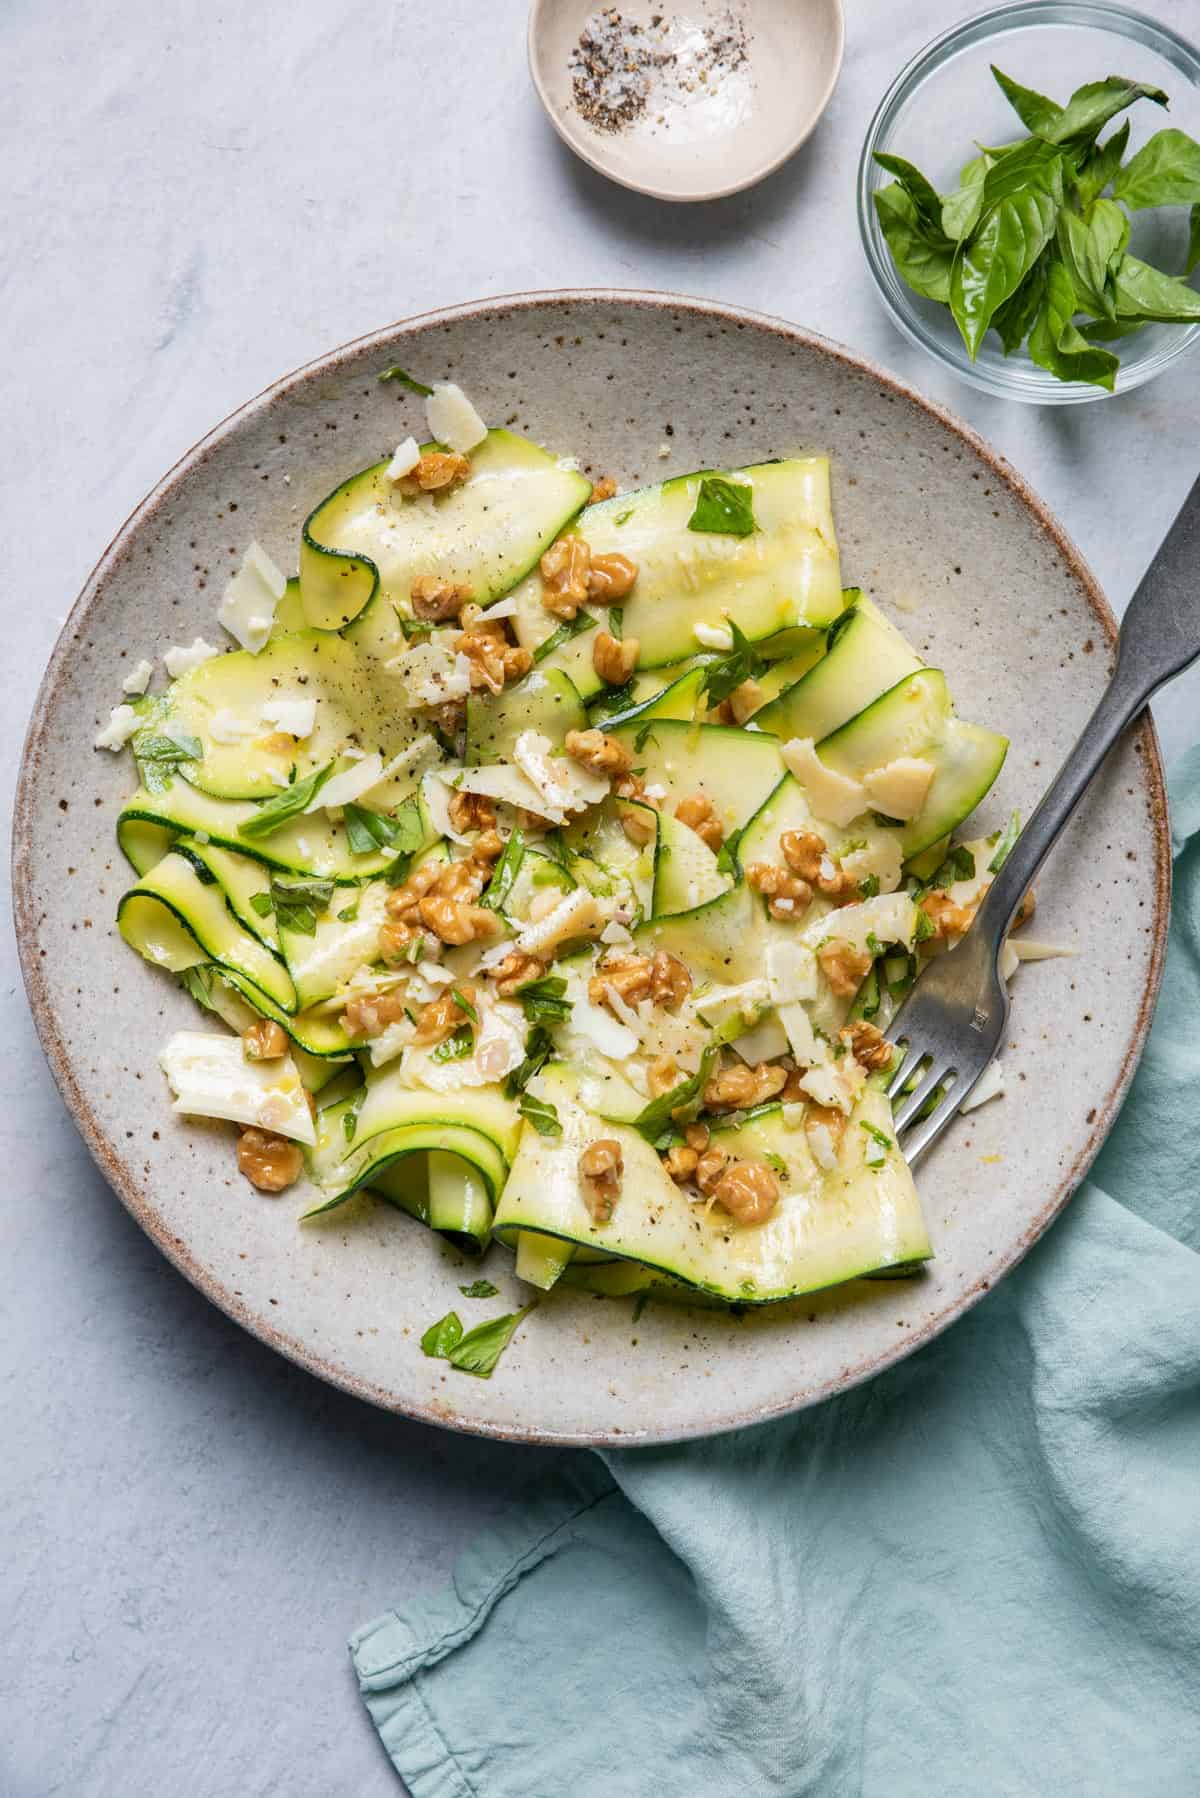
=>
[352,747,1200,1798]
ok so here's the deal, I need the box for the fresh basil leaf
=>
[1043,76,1167,149]
[631,1045,717,1143]
[929,844,976,889]
[992,255,1048,353]
[686,475,756,538]
[420,1311,464,1357]
[517,1092,562,1137]
[249,892,275,918]
[1113,253,1200,324]
[431,1026,474,1063]
[480,827,525,911]
[914,906,937,945]
[700,620,768,708]
[857,873,881,900]
[238,763,333,841]
[135,731,201,762]
[504,1024,556,1098]
[270,872,336,936]
[874,184,955,303]
[337,898,360,923]
[1056,199,1128,319]
[516,975,572,1024]
[715,828,742,879]
[1073,121,1130,210]
[379,366,433,395]
[988,809,1021,873]
[459,1279,499,1299]
[588,676,638,720]
[873,151,948,238]
[1031,262,1121,384]
[534,610,597,664]
[990,65,1063,137]
[343,804,383,857]
[951,148,1064,358]
[446,1306,532,1378]
[941,154,989,242]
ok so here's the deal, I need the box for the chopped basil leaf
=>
[762,1150,789,1179]
[249,892,275,918]
[633,720,658,753]
[517,1093,562,1137]
[914,906,937,944]
[607,606,624,637]
[505,1025,555,1097]
[613,508,634,526]
[861,1119,894,1151]
[988,810,1021,873]
[135,730,202,763]
[516,975,572,1024]
[420,1310,464,1357]
[589,677,638,720]
[451,987,478,1022]
[534,610,597,664]
[238,763,334,841]
[631,1045,717,1143]
[378,366,433,395]
[857,873,881,900]
[480,827,525,911]
[337,899,361,923]
[269,873,336,936]
[930,844,976,889]
[446,1306,532,1378]
[687,475,757,537]
[715,828,743,879]
[431,1026,474,1063]
[699,619,768,707]
[459,1279,499,1299]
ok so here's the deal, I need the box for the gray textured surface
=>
[3,2,1198,1793]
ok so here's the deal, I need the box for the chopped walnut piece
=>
[377,918,421,965]
[674,793,723,852]
[418,894,502,946]
[539,536,592,619]
[746,861,812,921]
[694,1144,729,1194]
[488,949,547,997]
[804,1103,848,1166]
[257,732,297,755]
[663,1143,699,1183]
[780,828,825,882]
[586,552,638,603]
[920,890,976,943]
[579,1139,623,1223]
[728,678,765,725]
[586,476,618,505]
[589,953,652,1009]
[650,949,691,1011]
[615,770,659,806]
[703,1060,788,1111]
[410,575,472,622]
[397,451,471,494]
[565,727,632,777]
[413,983,477,1048]
[242,1019,288,1062]
[841,1020,893,1071]
[428,699,466,741]
[684,1122,710,1151]
[647,1054,679,1097]
[454,616,532,694]
[342,986,410,1041]
[237,1127,304,1193]
[780,1066,809,1104]
[592,629,640,686]
[620,804,657,846]
[713,1159,780,1225]
[448,789,496,835]
[817,938,872,998]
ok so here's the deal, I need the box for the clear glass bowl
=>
[857,1,1200,404]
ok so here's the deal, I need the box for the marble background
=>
[4,2,1198,1792]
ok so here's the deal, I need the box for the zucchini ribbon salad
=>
[98,371,1049,1335]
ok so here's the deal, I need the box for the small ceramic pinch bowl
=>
[528,0,845,201]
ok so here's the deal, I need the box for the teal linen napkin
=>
[352,748,1200,1798]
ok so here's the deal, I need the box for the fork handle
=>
[978,475,1200,945]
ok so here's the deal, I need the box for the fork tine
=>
[892,1061,952,1134]
[894,1086,961,1166]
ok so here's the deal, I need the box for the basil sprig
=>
[269,873,336,936]
[873,65,1200,389]
[421,1306,533,1378]
[699,620,768,708]
[687,475,757,537]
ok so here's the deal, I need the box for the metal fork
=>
[885,475,1200,1165]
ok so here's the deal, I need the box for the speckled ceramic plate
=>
[13,292,1168,1446]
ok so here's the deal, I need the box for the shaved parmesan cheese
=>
[422,769,466,843]
[694,979,768,1026]
[731,1013,790,1065]
[961,1059,1005,1113]
[838,833,903,895]
[694,621,733,652]
[94,704,141,751]
[778,1000,820,1066]
[602,981,644,1037]
[1011,939,1076,962]
[473,1002,526,1082]
[807,1121,839,1171]
[386,436,421,481]
[570,991,639,1060]
[424,382,488,454]
[218,543,286,653]
[482,594,519,620]
[261,695,317,739]
[781,738,868,828]
[804,891,917,957]
[452,762,549,815]
[307,753,386,812]
[600,919,634,948]
[513,729,608,821]
[370,1019,414,1068]
[163,637,219,678]
[393,639,472,708]
[862,756,936,822]
[516,887,600,957]
[121,658,154,696]
[209,709,256,745]
[999,940,1020,982]
[159,1030,315,1144]
[796,1058,865,1115]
